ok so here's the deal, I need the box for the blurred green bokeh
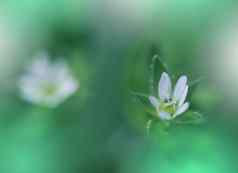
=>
[0,0,237,173]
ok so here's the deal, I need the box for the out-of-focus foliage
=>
[0,0,237,173]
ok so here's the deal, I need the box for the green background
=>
[0,0,237,172]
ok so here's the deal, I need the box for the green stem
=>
[146,119,153,135]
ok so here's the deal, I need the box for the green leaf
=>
[189,76,206,88]
[131,91,150,106]
[131,91,158,117]
[187,76,206,100]
[149,54,170,95]
[149,119,171,136]
[173,111,205,125]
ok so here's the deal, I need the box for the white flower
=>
[19,52,79,107]
[149,72,189,120]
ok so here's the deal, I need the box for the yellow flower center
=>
[157,102,177,115]
[43,84,58,96]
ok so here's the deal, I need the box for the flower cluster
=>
[19,51,194,125]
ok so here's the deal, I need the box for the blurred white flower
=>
[149,72,189,120]
[19,52,78,107]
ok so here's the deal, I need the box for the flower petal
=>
[159,72,172,101]
[178,85,188,106]
[30,53,51,77]
[159,111,172,120]
[149,96,160,108]
[174,102,189,117]
[173,75,187,102]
